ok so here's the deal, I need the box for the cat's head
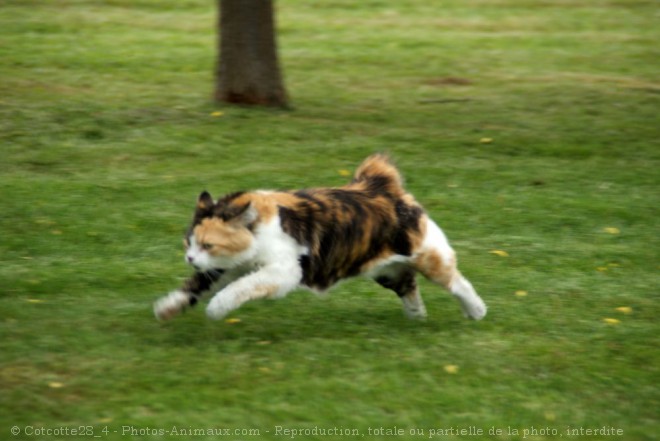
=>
[183,191,257,271]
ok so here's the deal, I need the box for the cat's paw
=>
[401,294,428,321]
[461,297,487,321]
[404,306,428,321]
[154,290,189,321]
[206,294,234,320]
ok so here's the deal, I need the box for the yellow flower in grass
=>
[225,318,241,324]
[489,250,509,257]
[514,290,528,297]
[444,365,459,374]
[615,307,632,314]
[48,382,64,389]
[603,227,620,235]
[210,111,224,117]
[603,318,621,325]
[338,169,351,177]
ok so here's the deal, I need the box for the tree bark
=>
[215,0,288,108]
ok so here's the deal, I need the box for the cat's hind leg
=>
[413,219,486,320]
[375,268,427,320]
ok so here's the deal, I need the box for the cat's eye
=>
[202,243,214,250]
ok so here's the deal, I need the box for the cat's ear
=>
[236,202,257,226]
[196,191,214,211]
[223,201,257,227]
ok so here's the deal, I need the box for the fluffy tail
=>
[352,153,405,197]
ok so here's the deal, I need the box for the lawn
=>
[1,0,658,440]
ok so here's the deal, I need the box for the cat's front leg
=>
[206,265,301,320]
[154,270,224,321]
[153,290,191,321]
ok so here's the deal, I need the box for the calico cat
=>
[154,154,486,322]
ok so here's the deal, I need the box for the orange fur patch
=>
[408,212,428,253]
[230,192,300,224]
[351,153,404,197]
[247,284,279,300]
[193,218,252,256]
[414,249,456,287]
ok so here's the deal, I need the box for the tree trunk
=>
[215,0,288,108]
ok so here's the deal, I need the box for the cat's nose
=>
[186,255,194,263]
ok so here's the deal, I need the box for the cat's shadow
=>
[150,297,468,349]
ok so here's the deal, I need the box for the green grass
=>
[1,0,658,440]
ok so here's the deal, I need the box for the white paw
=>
[461,297,487,321]
[402,298,428,321]
[206,294,235,320]
[154,290,189,321]
[404,308,428,321]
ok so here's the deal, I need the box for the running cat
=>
[154,154,487,322]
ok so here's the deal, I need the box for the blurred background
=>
[1,1,658,440]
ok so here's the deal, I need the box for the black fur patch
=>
[182,270,224,295]
[214,191,248,221]
[278,187,422,291]
[376,270,417,297]
[392,200,424,256]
